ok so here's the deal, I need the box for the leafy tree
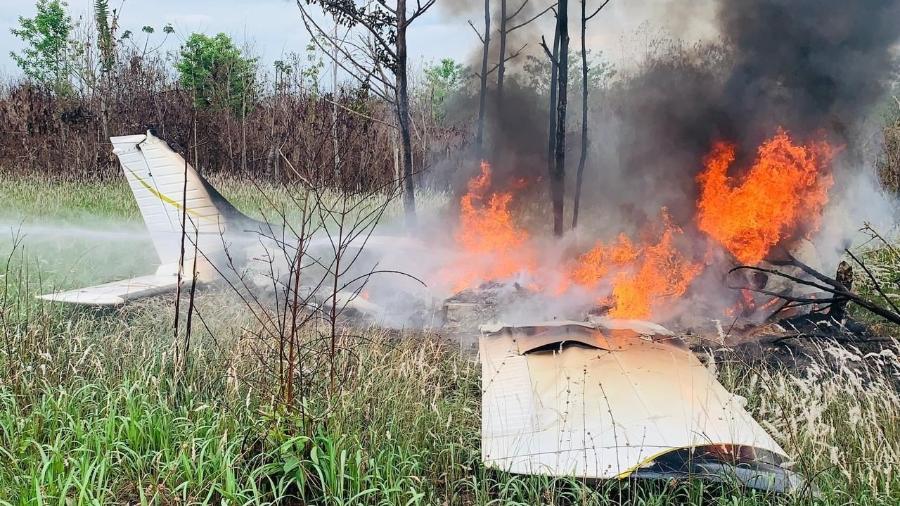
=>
[524,50,613,98]
[423,58,462,119]
[300,42,326,93]
[176,33,258,115]
[10,0,75,93]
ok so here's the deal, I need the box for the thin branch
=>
[506,0,530,21]
[585,0,612,21]
[408,0,437,24]
[861,222,900,259]
[484,42,528,76]
[845,248,900,315]
[467,19,485,43]
[321,96,397,129]
[297,4,394,100]
[729,261,900,326]
[299,1,397,62]
[540,35,557,65]
[508,3,557,33]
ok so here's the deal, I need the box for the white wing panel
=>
[38,273,179,306]
[480,323,786,479]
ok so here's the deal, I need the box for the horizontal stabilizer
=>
[39,273,180,306]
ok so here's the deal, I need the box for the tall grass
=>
[0,172,450,223]
[0,178,898,504]
[1,254,897,504]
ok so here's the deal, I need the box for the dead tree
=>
[471,0,491,155]
[551,0,570,236]
[571,0,610,229]
[297,0,436,228]
[471,1,550,155]
[497,1,556,111]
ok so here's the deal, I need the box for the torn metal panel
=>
[480,321,802,492]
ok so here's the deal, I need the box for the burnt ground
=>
[689,313,899,386]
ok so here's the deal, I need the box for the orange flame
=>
[568,212,702,319]
[440,130,831,322]
[697,129,834,265]
[442,161,535,290]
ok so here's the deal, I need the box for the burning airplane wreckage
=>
[36,0,900,496]
[33,127,872,494]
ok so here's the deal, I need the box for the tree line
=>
[5,1,897,232]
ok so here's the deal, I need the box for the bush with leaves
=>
[176,32,258,116]
[423,58,463,120]
[9,0,75,94]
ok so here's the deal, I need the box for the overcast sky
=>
[0,0,721,79]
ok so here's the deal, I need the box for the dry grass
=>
[0,176,898,504]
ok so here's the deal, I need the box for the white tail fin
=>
[39,131,258,306]
[111,131,246,279]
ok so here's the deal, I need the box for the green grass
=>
[0,175,898,504]
[0,172,450,224]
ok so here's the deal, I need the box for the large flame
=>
[567,212,702,319]
[438,128,834,322]
[441,161,535,290]
[697,129,834,264]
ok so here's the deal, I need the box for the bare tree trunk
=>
[98,78,110,142]
[546,29,560,176]
[572,0,589,229]
[497,0,507,111]
[551,4,568,237]
[392,129,400,186]
[268,72,279,180]
[396,0,417,227]
[475,0,491,156]
[241,91,247,174]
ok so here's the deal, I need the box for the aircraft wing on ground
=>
[479,321,805,493]
[38,272,180,306]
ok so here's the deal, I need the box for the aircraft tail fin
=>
[111,130,255,278]
[39,131,261,306]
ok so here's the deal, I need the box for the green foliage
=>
[424,58,463,119]
[9,0,75,93]
[303,0,398,71]
[176,32,258,115]
[523,49,616,97]
[93,0,113,73]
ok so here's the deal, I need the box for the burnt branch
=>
[507,0,530,21]
[467,20,485,43]
[729,257,900,326]
[845,248,900,315]
[540,36,557,66]
[480,43,529,78]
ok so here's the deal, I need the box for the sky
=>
[0,0,721,79]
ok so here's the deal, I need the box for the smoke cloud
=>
[434,0,900,326]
